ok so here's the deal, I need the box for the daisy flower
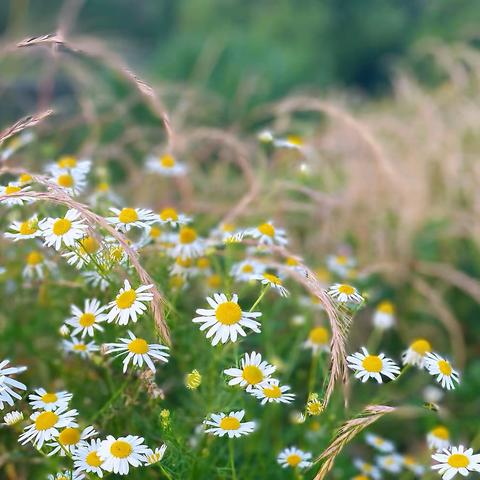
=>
[171,226,205,259]
[210,222,238,243]
[250,379,295,405]
[39,209,87,250]
[0,182,32,205]
[277,447,312,469]
[347,347,400,383]
[424,352,460,390]
[19,406,78,448]
[0,360,27,410]
[169,256,196,278]
[49,168,88,196]
[372,301,395,330]
[304,326,330,353]
[46,155,91,175]
[428,426,451,451]
[47,425,97,456]
[403,455,425,476]
[82,270,109,291]
[195,256,212,276]
[107,207,157,232]
[65,298,107,337]
[28,388,72,411]
[377,453,403,473]
[73,439,105,478]
[204,410,256,438]
[62,336,99,359]
[402,338,432,368]
[145,444,167,465]
[104,330,169,373]
[5,215,41,241]
[98,435,150,475]
[251,272,289,297]
[192,293,262,346]
[354,459,382,480]
[247,221,288,246]
[3,410,24,426]
[48,470,82,480]
[306,396,324,416]
[231,259,265,282]
[22,250,55,279]
[224,351,276,391]
[365,433,395,453]
[146,153,187,176]
[107,280,153,325]
[62,235,101,269]
[328,283,363,303]
[0,131,34,160]
[326,253,356,277]
[157,207,191,228]
[432,445,480,480]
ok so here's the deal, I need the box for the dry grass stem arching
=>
[0,110,53,149]
[0,187,171,345]
[413,277,465,368]
[313,405,397,480]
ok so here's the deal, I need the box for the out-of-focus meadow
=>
[1,1,480,479]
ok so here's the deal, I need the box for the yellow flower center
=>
[309,326,329,345]
[160,154,175,168]
[150,226,161,238]
[79,313,96,327]
[335,255,348,265]
[110,440,132,458]
[263,273,281,285]
[197,257,210,269]
[118,208,138,224]
[432,426,449,440]
[116,289,137,309]
[353,475,370,480]
[26,251,43,265]
[97,181,109,192]
[448,453,469,468]
[179,226,197,244]
[337,284,354,295]
[222,223,235,232]
[377,301,394,314]
[52,218,72,236]
[286,454,302,467]
[219,416,240,431]
[241,264,253,273]
[86,451,103,467]
[242,365,263,385]
[128,338,149,354]
[207,274,221,288]
[35,411,58,431]
[58,427,80,446]
[286,134,303,146]
[258,223,275,237]
[41,392,58,403]
[160,207,178,221]
[19,220,37,235]
[286,257,299,266]
[215,301,242,325]
[263,385,282,398]
[438,360,452,376]
[362,355,383,373]
[5,185,21,195]
[57,174,74,188]
[404,456,415,466]
[80,236,99,254]
[410,339,431,355]
[73,343,87,351]
[57,155,77,168]
[307,399,323,415]
[170,275,185,289]
[176,257,192,268]
[19,173,32,183]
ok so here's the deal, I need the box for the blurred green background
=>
[2,0,480,105]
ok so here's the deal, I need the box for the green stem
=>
[249,285,270,312]
[307,351,319,394]
[90,375,130,423]
[229,439,237,480]
[367,327,383,353]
